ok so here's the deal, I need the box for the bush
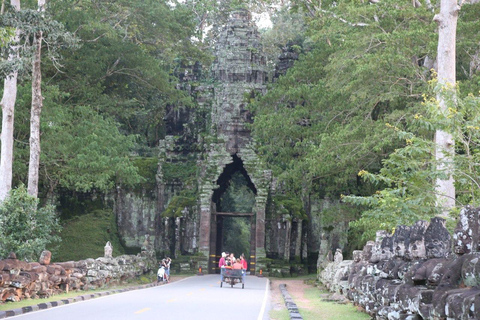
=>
[0,185,61,261]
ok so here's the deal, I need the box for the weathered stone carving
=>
[334,249,343,264]
[454,205,480,255]
[319,209,480,319]
[104,241,113,258]
[425,217,451,259]
[39,250,51,265]
[406,220,428,260]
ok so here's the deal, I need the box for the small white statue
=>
[104,241,113,258]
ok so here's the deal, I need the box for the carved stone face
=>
[379,234,394,261]
[353,250,363,263]
[364,241,375,262]
[407,220,428,260]
[369,231,393,262]
[392,225,411,258]
[425,217,451,259]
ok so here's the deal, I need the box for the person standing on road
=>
[218,252,226,268]
[165,257,171,283]
[240,253,247,270]
[219,252,227,281]
[157,265,166,284]
[240,253,247,284]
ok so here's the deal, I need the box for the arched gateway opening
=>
[209,154,257,273]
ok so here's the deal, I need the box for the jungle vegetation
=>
[1,0,480,258]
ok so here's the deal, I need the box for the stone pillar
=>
[284,218,291,262]
[249,215,256,274]
[208,213,217,273]
[293,219,302,261]
[174,217,181,259]
[198,206,211,271]
[255,206,266,273]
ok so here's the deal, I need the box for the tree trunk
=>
[0,0,21,202]
[27,0,46,198]
[433,0,459,215]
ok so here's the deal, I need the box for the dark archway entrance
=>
[209,154,257,273]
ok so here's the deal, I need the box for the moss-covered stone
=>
[132,157,158,191]
[162,161,197,183]
[162,194,196,218]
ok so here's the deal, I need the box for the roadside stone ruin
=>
[318,206,480,319]
[0,243,157,304]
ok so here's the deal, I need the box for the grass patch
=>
[54,209,125,262]
[300,287,370,320]
[269,309,290,320]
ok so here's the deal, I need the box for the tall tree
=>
[0,0,20,202]
[432,0,458,215]
[432,0,480,214]
[27,0,45,198]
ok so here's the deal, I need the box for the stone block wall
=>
[318,206,480,319]
[0,248,157,303]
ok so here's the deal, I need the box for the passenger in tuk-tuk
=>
[232,256,246,284]
[233,258,243,269]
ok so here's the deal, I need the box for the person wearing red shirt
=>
[240,253,248,270]
[219,252,227,281]
[233,258,243,269]
[218,252,226,268]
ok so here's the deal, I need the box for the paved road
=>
[12,275,270,320]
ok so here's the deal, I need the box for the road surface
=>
[11,275,270,320]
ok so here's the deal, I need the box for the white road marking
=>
[257,279,269,320]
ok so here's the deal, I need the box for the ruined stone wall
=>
[0,247,157,304]
[318,206,480,319]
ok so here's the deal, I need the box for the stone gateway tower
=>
[197,10,271,273]
[116,9,330,275]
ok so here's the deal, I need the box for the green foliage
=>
[0,27,14,47]
[0,4,78,78]
[252,0,438,198]
[132,157,159,191]
[163,194,197,218]
[11,84,144,193]
[0,185,61,261]
[55,209,125,262]
[251,0,480,237]
[345,81,480,240]
[219,172,256,213]
[222,216,251,258]
[162,161,197,183]
[272,194,307,220]
[46,0,205,149]
[43,103,142,192]
[260,6,306,71]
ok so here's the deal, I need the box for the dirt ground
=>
[269,278,313,312]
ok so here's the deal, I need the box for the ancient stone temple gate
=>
[115,10,277,274]
[196,10,271,274]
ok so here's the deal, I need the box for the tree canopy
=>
[1,0,480,253]
[251,0,480,237]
